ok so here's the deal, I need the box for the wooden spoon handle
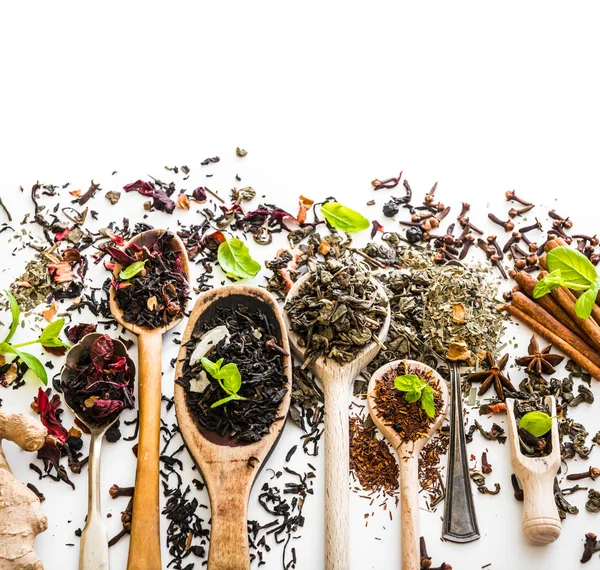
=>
[399,449,420,570]
[520,472,561,545]
[323,379,350,570]
[127,332,163,570]
[207,470,251,570]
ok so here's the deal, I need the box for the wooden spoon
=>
[506,396,561,545]
[367,360,449,570]
[283,272,390,570]
[109,229,190,570]
[61,333,136,570]
[174,285,292,570]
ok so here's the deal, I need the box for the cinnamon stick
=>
[511,270,585,337]
[502,302,600,380]
[510,292,600,369]
[550,286,600,350]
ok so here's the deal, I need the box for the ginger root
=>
[0,411,48,570]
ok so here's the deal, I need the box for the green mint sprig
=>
[533,247,600,319]
[394,373,435,418]
[0,290,70,385]
[201,356,248,408]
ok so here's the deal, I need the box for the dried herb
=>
[177,304,288,443]
[284,256,387,367]
[108,232,188,328]
[60,335,135,428]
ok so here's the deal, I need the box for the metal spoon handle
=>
[442,362,480,543]
[79,431,110,570]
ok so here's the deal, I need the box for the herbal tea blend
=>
[60,334,135,428]
[373,360,444,443]
[177,304,288,443]
[106,231,188,328]
[284,257,388,368]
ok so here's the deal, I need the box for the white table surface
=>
[1,3,600,569]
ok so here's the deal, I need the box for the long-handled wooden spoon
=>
[61,333,136,570]
[506,396,561,545]
[283,272,390,570]
[109,229,189,570]
[174,285,292,570]
[367,360,449,570]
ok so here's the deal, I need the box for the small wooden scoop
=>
[367,360,449,570]
[109,229,190,570]
[61,333,136,570]
[506,396,561,545]
[174,285,292,570]
[284,273,390,570]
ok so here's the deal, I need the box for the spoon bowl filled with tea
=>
[367,359,449,570]
[283,264,391,570]
[60,333,136,570]
[107,229,189,570]
[174,285,292,570]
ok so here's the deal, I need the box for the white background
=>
[1,2,600,570]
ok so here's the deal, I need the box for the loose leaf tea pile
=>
[177,304,288,443]
[373,361,444,443]
[60,334,135,428]
[107,232,188,328]
[284,256,388,367]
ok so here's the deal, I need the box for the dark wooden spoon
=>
[109,229,189,570]
[174,285,292,570]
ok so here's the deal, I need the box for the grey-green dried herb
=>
[105,191,121,205]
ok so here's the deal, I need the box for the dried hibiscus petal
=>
[35,388,70,444]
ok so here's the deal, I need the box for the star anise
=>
[515,335,565,376]
[468,352,516,401]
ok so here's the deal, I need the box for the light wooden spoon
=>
[174,285,292,570]
[61,333,136,570]
[506,396,561,545]
[367,360,449,570]
[283,272,390,570]
[109,229,189,570]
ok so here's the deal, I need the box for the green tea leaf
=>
[217,238,261,280]
[3,290,20,343]
[0,342,47,385]
[320,202,370,232]
[421,385,435,418]
[119,260,147,280]
[547,247,597,287]
[532,270,566,299]
[39,318,68,348]
[575,287,599,320]
[519,411,552,437]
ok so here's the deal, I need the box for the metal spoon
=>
[108,229,190,570]
[284,272,390,570]
[61,333,136,570]
[367,360,449,570]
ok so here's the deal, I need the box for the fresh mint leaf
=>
[394,374,421,391]
[320,202,370,232]
[217,238,261,280]
[575,286,600,320]
[532,269,566,298]
[119,260,147,280]
[201,356,247,405]
[0,342,47,385]
[404,389,422,404]
[219,362,242,393]
[3,290,20,343]
[39,318,69,348]
[519,410,552,437]
[547,247,597,287]
[201,357,224,379]
[421,385,435,418]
